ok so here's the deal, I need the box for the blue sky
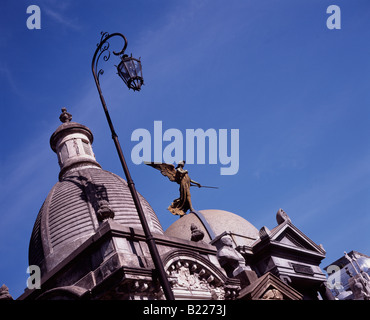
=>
[1,0,369,298]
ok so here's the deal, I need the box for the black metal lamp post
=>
[91,31,174,300]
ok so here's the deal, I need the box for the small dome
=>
[165,209,259,245]
[49,109,101,180]
[29,167,163,273]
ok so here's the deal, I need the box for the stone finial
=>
[59,107,72,123]
[259,226,271,239]
[276,208,291,225]
[0,284,13,300]
[190,223,205,242]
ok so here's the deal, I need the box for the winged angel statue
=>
[146,160,207,216]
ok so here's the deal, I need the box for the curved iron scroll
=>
[91,31,128,84]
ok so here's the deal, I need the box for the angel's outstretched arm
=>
[190,179,201,188]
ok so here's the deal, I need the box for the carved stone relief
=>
[261,288,284,300]
[166,259,239,300]
[167,261,225,300]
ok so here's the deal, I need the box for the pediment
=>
[271,223,325,255]
[238,272,302,300]
[276,229,315,250]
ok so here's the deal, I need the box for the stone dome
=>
[165,209,259,246]
[29,167,163,273]
[29,109,163,273]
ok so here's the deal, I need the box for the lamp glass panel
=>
[134,60,142,78]
[124,59,137,78]
[118,61,130,81]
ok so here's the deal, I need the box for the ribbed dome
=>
[165,209,259,245]
[29,167,163,273]
[29,109,163,273]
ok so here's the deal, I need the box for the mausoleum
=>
[15,109,333,300]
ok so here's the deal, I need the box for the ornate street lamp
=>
[91,31,174,300]
[117,54,143,91]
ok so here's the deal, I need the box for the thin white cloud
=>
[42,4,82,30]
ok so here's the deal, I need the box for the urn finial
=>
[59,108,72,123]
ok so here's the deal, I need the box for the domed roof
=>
[29,167,163,273]
[165,209,259,245]
[29,109,163,273]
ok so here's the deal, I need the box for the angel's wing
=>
[145,162,177,182]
